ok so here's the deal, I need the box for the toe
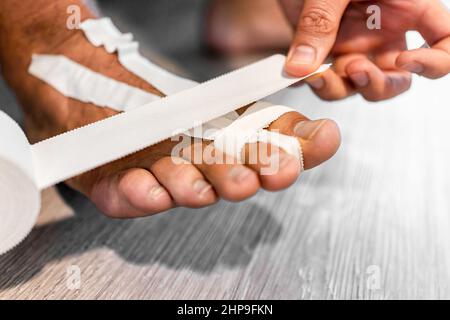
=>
[293,119,341,169]
[150,156,218,208]
[90,168,173,218]
[197,163,260,201]
[242,142,301,191]
[196,162,260,202]
[269,112,341,170]
[184,142,260,202]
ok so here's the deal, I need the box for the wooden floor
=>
[1,1,450,300]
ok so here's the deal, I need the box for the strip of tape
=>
[80,18,198,95]
[29,54,160,110]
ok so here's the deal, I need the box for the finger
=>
[396,0,450,79]
[186,142,261,202]
[373,38,409,71]
[305,68,355,100]
[150,156,218,208]
[90,168,173,218]
[415,0,450,46]
[397,38,450,79]
[268,112,341,170]
[345,57,412,101]
[285,0,350,76]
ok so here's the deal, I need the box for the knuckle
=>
[299,6,338,36]
[320,93,349,101]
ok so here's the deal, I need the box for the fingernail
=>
[229,166,252,183]
[349,72,369,87]
[288,45,317,65]
[308,77,325,90]
[149,186,164,200]
[294,120,327,140]
[400,62,424,74]
[193,179,212,196]
[388,75,410,92]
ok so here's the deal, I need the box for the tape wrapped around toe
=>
[0,112,41,255]
[212,101,303,166]
[213,115,304,170]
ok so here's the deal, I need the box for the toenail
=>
[308,76,325,90]
[193,179,212,196]
[229,166,252,183]
[149,186,165,200]
[400,62,424,74]
[349,72,369,87]
[294,120,327,140]
[288,45,317,65]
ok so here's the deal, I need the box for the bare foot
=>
[206,0,294,54]
[0,2,340,218]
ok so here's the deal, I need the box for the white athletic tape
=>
[33,18,323,160]
[80,18,198,95]
[29,53,241,140]
[29,53,304,160]
[29,54,160,111]
[213,101,303,163]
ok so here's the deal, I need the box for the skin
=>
[283,0,450,101]
[208,0,450,101]
[0,0,341,218]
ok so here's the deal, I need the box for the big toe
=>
[295,119,341,169]
[269,112,341,170]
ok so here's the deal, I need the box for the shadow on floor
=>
[0,186,283,290]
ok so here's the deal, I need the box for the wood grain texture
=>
[1,0,450,300]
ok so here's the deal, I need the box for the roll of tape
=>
[0,112,41,254]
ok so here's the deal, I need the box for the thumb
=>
[285,0,349,77]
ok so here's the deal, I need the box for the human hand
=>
[280,0,450,101]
